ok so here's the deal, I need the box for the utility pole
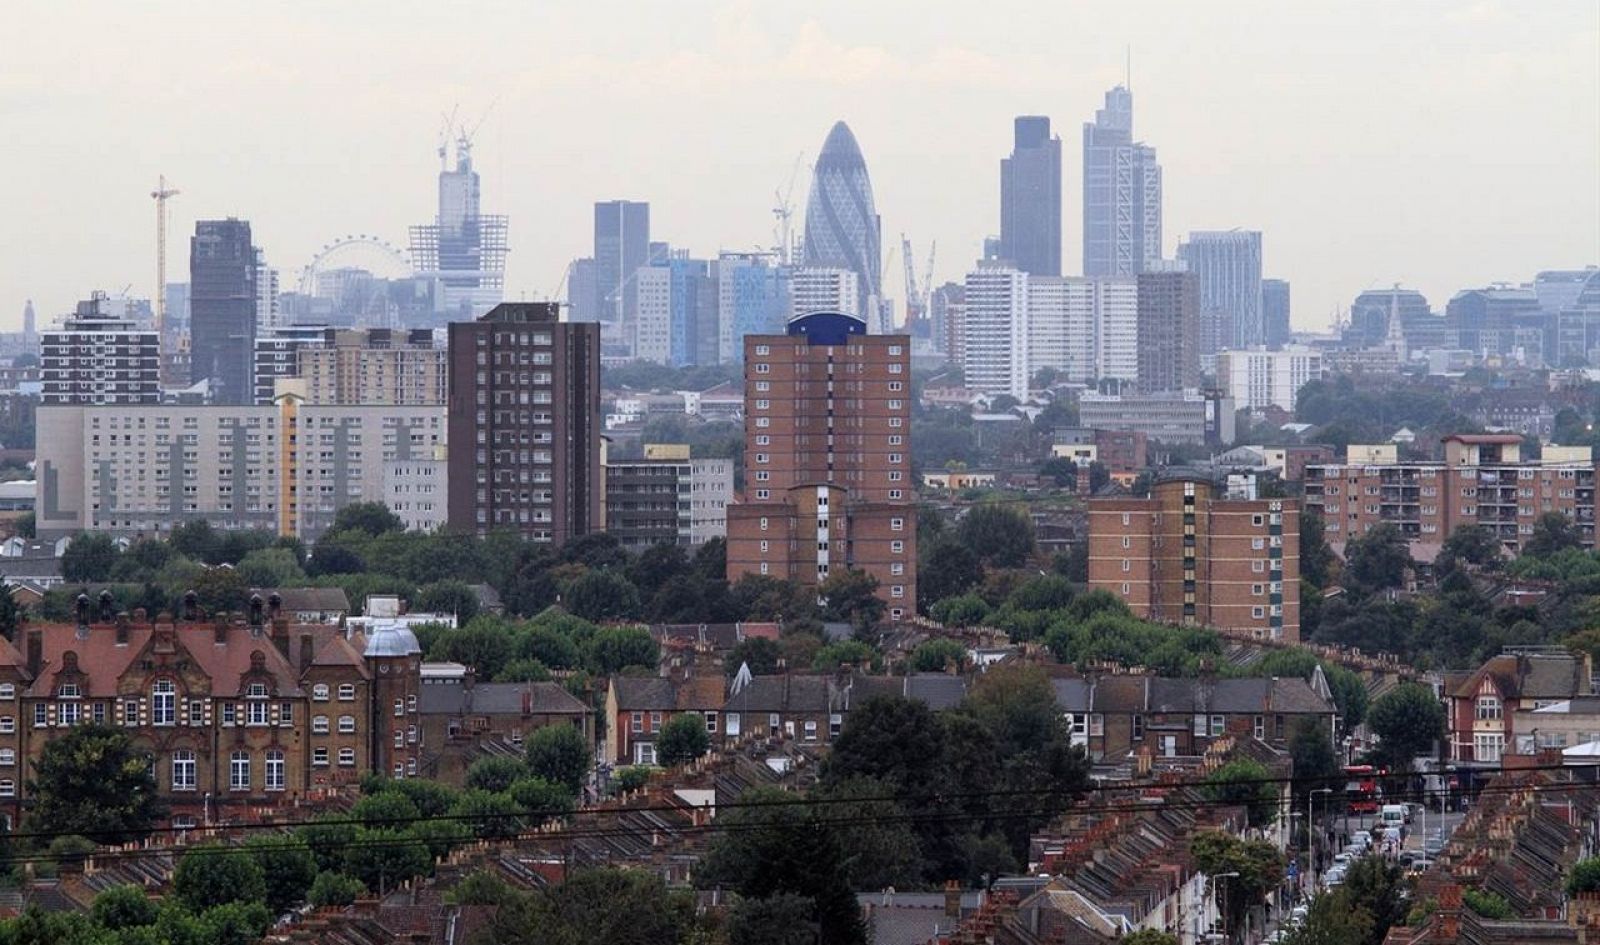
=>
[151,176,180,341]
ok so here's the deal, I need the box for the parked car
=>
[1350,830,1373,852]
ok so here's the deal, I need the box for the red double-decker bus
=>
[1344,764,1381,814]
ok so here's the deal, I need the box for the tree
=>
[561,533,630,570]
[726,574,818,622]
[526,723,590,794]
[244,834,318,914]
[449,788,524,839]
[91,885,159,930]
[172,844,267,911]
[61,532,119,582]
[1341,855,1407,942]
[726,894,822,945]
[726,636,783,676]
[1300,510,1335,589]
[485,867,698,945]
[956,505,1035,568]
[811,639,877,671]
[1122,932,1180,945]
[1568,855,1600,895]
[1524,511,1583,558]
[1342,523,1412,595]
[818,568,887,631]
[308,872,365,908]
[169,519,220,562]
[193,565,250,615]
[235,547,307,588]
[586,625,658,675]
[12,511,34,539]
[330,501,405,537]
[1203,758,1280,828]
[656,713,710,766]
[1289,716,1341,802]
[427,616,516,680]
[0,583,20,641]
[1367,682,1444,770]
[909,638,967,673]
[1462,888,1513,919]
[465,756,528,794]
[520,624,584,670]
[414,580,480,623]
[341,827,432,894]
[381,777,460,818]
[918,541,983,612]
[1189,831,1285,940]
[1282,889,1374,945]
[350,790,420,828]
[564,569,643,622]
[811,777,925,890]
[28,724,164,843]
[930,593,991,628]
[1437,525,1503,575]
[508,777,576,821]
[195,901,273,945]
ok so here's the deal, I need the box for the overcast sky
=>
[3,0,1597,332]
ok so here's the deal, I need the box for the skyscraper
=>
[41,292,160,405]
[593,200,650,339]
[1000,116,1062,276]
[1176,230,1263,353]
[724,312,916,619]
[802,122,881,325]
[1136,271,1201,393]
[408,134,508,319]
[446,303,601,544]
[1262,278,1291,348]
[1082,86,1163,277]
[190,218,257,405]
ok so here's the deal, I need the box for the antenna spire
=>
[1126,45,1132,90]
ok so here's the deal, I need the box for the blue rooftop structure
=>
[787,311,866,345]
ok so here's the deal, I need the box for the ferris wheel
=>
[296,235,413,296]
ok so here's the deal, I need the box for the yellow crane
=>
[150,176,179,339]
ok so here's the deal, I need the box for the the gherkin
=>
[802,121,881,323]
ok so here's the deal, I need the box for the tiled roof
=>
[25,620,308,699]
[252,586,350,614]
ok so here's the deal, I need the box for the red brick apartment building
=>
[725,312,917,619]
[1088,476,1301,642]
[1304,434,1597,559]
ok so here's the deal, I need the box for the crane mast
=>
[150,176,179,342]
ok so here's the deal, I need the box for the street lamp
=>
[1309,788,1333,895]
[1207,871,1240,943]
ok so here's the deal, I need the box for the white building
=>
[689,456,734,545]
[1216,346,1323,412]
[790,267,860,320]
[384,446,447,532]
[1026,276,1138,384]
[633,265,672,364]
[963,264,1031,399]
[254,248,282,330]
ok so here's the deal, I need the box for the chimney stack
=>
[271,618,290,661]
[115,613,129,645]
[26,629,41,677]
[299,633,314,670]
[213,615,229,645]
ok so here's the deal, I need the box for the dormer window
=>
[57,683,80,699]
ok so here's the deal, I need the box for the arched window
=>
[312,684,329,701]
[338,715,356,734]
[152,680,176,726]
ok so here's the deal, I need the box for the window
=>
[1253,715,1265,739]
[407,695,417,714]
[312,684,329,701]
[172,751,196,791]
[1474,733,1504,763]
[631,712,643,734]
[152,679,176,726]
[280,702,294,726]
[0,781,14,798]
[1132,714,1145,740]
[705,712,718,735]
[123,699,138,725]
[247,701,269,727]
[338,748,356,767]
[32,705,45,728]
[188,701,204,726]
[0,717,11,734]
[0,684,13,700]
[829,713,843,738]
[1210,715,1225,737]
[58,702,80,726]
[769,713,781,736]
[222,703,236,726]
[230,751,250,791]
[726,713,741,737]
[338,715,356,734]
[312,747,329,767]
[394,699,404,717]
[650,712,662,733]
[338,684,356,701]
[803,720,818,741]
[634,742,658,765]
[312,715,329,734]
[0,749,13,767]
[1476,695,1503,721]
[265,750,285,791]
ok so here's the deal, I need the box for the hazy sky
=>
[4,0,1597,332]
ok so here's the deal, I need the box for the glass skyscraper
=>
[1082,86,1163,277]
[802,121,881,324]
[1000,116,1062,276]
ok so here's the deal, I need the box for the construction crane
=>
[772,152,806,266]
[150,176,179,341]
[900,235,937,325]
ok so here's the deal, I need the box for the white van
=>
[1380,804,1407,828]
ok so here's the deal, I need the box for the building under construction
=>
[409,131,508,320]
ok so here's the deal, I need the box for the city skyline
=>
[4,1,1598,333]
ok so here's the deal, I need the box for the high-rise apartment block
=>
[1089,476,1301,642]
[1135,271,1201,392]
[35,399,445,540]
[1262,278,1291,348]
[1305,435,1599,555]
[446,303,601,543]
[254,248,281,330]
[718,253,791,362]
[1083,86,1162,277]
[41,292,160,406]
[190,219,258,405]
[725,313,916,619]
[252,328,448,406]
[1215,346,1323,412]
[1000,116,1062,276]
[604,444,732,551]
[633,265,672,365]
[790,267,861,323]
[1177,230,1264,353]
[962,264,1031,398]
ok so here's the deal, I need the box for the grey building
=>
[408,136,508,319]
[565,257,601,323]
[1263,278,1291,348]
[1347,287,1431,348]
[1077,389,1235,446]
[1000,116,1062,277]
[1082,86,1162,277]
[41,292,160,405]
[190,219,257,405]
[1446,286,1540,357]
[593,201,650,333]
[802,121,882,324]
[1176,230,1263,353]
[603,446,732,551]
[1136,271,1201,393]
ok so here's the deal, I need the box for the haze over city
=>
[4,0,1597,330]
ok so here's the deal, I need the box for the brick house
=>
[419,666,593,787]
[603,674,726,766]
[1446,648,1592,764]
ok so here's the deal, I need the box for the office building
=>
[1305,435,1598,555]
[802,122,882,323]
[929,282,965,363]
[725,313,916,619]
[1177,230,1264,353]
[446,303,601,544]
[718,253,791,362]
[1077,390,1235,446]
[604,444,732,551]
[593,200,650,333]
[1082,86,1162,277]
[1553,270,1600,367]
[999,115,1062,276]
[1262,278,1291,348]
[633,265,672,364]
[35,399,445,540]
[1215,346,1323,412]
[1136,270,1201,393]
[385,446,447,533]
[667,256,718,368]
[565,257,601,324]
[41,292,160,406]
[190,219,258,405]
[1089,475,1301,642]
[962,263,1030,398]
[1346,287,1432,348]
[1447,286,1541,358]
[409,134,508,319]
